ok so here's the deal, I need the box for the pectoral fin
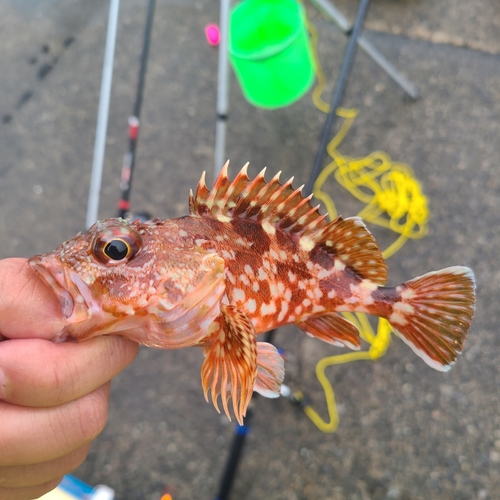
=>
[201,304,257,424]
[254,342,285,399]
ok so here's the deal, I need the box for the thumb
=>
[0,258,66,340]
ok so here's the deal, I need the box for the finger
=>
[0,444,90,488]
[0,383,110,467]
[0,258,65,340]
[0,477,63,500]
[0,336,138,406]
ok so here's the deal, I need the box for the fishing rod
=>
[305,0,371,196]
[117,0,157,219]
[87,0,120,228]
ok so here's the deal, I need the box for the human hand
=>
[0,258,138,499]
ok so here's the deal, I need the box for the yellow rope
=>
[314,123,429,259]
[297,7,430,433]
[297,317,392,433]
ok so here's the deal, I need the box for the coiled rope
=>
[296,11,429,433]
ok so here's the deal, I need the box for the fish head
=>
[29,218,226,347]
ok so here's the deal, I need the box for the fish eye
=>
[104,239,130,260]
[92,224,142,265]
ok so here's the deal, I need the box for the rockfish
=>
[29,163,476,423]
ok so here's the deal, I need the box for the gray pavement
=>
[0,0,499,499]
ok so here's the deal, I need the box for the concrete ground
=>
[1,0,499,499]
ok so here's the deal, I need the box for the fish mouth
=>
[28,254,91,325]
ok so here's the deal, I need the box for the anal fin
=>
[201,304,257,424]
[254,342,285,399]
[297,312,361,350]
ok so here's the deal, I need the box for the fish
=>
[28,162,476,424]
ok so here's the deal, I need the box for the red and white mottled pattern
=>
[28,164,476,423]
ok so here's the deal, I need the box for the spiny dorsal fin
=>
[190,163,387,284]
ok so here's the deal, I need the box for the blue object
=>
[235,423,250,436]
[39,475,114,500]
[59,475,94,498]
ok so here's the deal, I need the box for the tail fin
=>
[388,266,476,371]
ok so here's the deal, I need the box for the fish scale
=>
[178,215,316,332]
[29,162,476,424]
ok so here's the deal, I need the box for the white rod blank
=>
[86,0,121,228]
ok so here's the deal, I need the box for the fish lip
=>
[28,255,76,320]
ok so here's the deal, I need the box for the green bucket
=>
[229,0,315,109]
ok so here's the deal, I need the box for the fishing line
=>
[293,9,430,433]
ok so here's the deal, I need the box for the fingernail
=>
[0,368,7,399]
